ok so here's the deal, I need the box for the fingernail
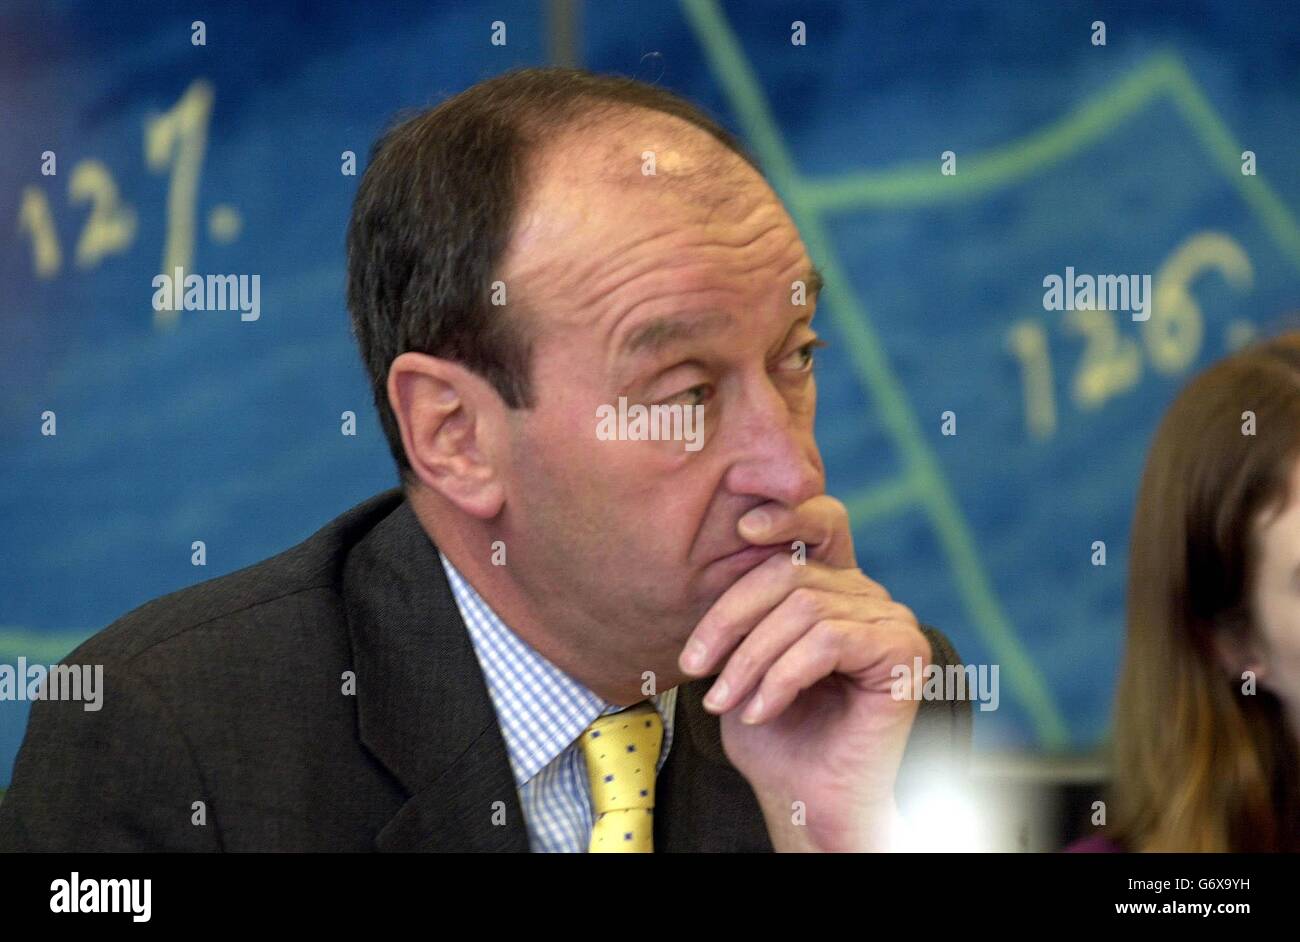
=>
[681,640,708,673]
[703,678,730,710]
[740,509,769,534]
[741,693,764,724]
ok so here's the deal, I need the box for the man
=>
[0,67,970,852]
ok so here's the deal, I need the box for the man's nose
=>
[721,381,824,508]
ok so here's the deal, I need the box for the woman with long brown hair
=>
[1073,331,1300,852]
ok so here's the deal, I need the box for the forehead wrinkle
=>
[595,235,813,361]
[593,220,794,322]
[515,182,811,378]
[618,309,734,359]
[578,227,687,316]
[598,282,736,385]
[517,168,791,309]
[596,262,752,364]
[575,201,791,320]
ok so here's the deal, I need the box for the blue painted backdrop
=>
[4,0,1300,783]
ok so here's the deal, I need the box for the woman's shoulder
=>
[1063,833,1126,852]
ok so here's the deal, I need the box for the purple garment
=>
[1064,834,1124,852]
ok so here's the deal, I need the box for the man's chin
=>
[682,543,786,615]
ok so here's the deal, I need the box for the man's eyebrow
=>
[618,311,733,358]
[805,265,824,302]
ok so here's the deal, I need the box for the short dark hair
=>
[345,66,762,486]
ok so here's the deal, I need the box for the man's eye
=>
[664,384,711,407]
[781,338,828,372]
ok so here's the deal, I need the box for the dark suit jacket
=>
[0,489,971,851]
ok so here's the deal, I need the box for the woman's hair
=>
[1111,330,1300,851]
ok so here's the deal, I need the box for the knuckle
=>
[849,567,890,600]
[824,494,850,521]
[911,624,933,662]
[696,616,725,649]
[887,620,930,665]
[789,585,828,621]
[765,658,796,691]
[890,601,918,626]
[865,573,892,601]
[725,644,757,681]
[813,618,852,651]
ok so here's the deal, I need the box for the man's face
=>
[494,120,827,658]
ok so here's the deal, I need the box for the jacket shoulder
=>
[66,488,404,668]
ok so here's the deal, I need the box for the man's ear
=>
[387,351,507,519]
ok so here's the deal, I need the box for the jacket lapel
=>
[342,498,529,852]
[656,679,773,852]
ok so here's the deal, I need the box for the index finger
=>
[737,494,857,569]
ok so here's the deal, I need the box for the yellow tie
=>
[579,701,664,853]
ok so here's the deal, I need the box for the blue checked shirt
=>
[437,550,678,852]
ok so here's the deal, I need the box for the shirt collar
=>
[437,549,676,787]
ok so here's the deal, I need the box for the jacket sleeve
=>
[895,624,974,810]
[0,656,222,851]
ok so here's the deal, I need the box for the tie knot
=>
[579,701,663,816]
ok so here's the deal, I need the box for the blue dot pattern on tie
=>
[578,701,664,852]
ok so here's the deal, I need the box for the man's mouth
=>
[710,542,787,574]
